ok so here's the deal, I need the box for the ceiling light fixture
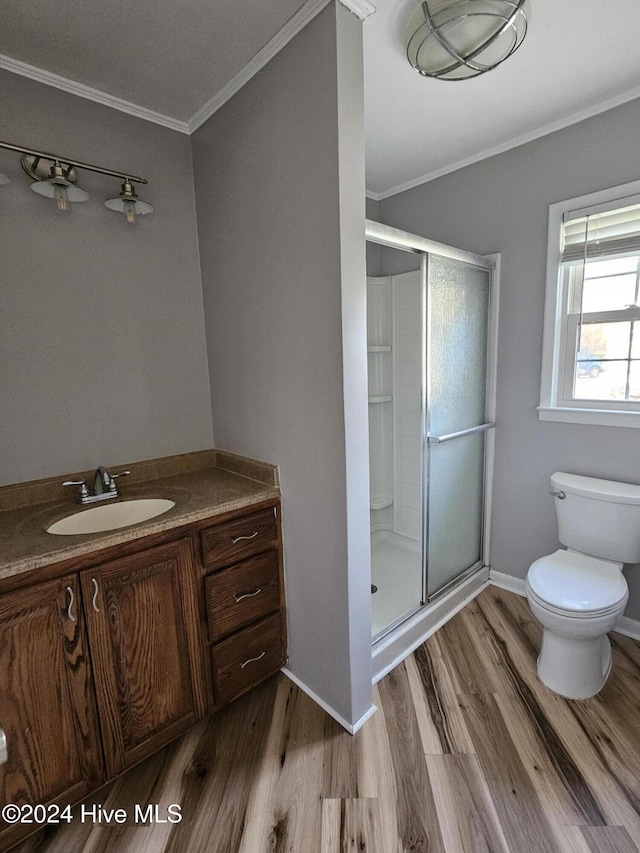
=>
[0,139,153,222]
[407,0,528,81]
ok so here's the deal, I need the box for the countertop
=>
[0,451,280,581]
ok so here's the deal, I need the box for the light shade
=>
[23,156,89,211]
[407,0,528,81]
[0,173,10,186]
[30,180,89,203]
[105,179,154,223]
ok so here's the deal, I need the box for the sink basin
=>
[47,499,175,535]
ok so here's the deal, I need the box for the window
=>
[539,180,640,427]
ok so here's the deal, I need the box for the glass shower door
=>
[424,254,493,599]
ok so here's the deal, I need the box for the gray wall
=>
[378,97,640,620]
[0,71,213,486]
[192,2,372,726]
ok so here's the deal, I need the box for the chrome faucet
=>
[93,466,112,496]
[63,466,130,505]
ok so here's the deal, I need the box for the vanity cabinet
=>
[0,497,285,852]
[80,538,198,778]
[0,576,103,850]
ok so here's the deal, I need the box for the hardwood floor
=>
[14,587,640,853]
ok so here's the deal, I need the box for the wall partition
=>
[366,220,498,643]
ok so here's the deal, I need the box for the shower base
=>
[372,563,489,684]
[371,530,422,640]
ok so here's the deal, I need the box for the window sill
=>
[538,406,640,428]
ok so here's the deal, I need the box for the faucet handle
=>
[108,470,131,492]
[63,480,89,499]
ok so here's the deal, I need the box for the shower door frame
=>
[365,219,499,609]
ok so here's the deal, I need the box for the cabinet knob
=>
[0,727,7,765]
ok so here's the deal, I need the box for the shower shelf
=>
[370,495,393,510]
[367,345,392,352]
[368,395,392,403]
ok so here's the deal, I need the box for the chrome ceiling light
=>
[104,179,154,224]
[22,155,89,211]
[407,0,529,81]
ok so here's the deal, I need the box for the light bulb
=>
[123,198,137,224]
[105,179,153,221]
[53,183,69,212]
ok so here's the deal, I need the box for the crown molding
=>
[373,84,640,200]
[0,53,190,135]
[338,0,376,19]
[188,0,333,133]
[0,0,374,138]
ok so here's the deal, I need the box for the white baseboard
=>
[489,570,640,642]
[616,616,640,642]
[281,667,377,734]
[489,569,526,597]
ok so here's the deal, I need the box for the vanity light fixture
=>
[406,0,529,81]
[0,138,153,222]
[104,179,154,224]
[22,155,89,211]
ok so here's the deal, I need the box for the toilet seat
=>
[526,584,626,620]
[527,549,628,616]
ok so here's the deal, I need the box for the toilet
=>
[526,471,640,699]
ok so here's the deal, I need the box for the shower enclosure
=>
[366,220,498,645]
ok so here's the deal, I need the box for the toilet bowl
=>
[526,472,640,699]
[526,549,628,698]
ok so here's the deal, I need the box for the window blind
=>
[562,199,640,263]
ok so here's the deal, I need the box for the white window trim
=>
[539,178,640,429]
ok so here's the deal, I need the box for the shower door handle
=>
[427,422,495,444]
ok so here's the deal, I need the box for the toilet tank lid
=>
[551,472,640,505]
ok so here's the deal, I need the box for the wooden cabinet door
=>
[0,576,103,850]
[81,538,198,777]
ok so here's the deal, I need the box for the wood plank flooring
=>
[13,587,640,853]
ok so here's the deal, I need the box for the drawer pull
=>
[234,587,262,603]
[66,586,76,622]
[240,651,266,669]
[91,578,100,612]
[231,530,259,544]
[0,727,7,765]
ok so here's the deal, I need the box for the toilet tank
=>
[551,472,640,563]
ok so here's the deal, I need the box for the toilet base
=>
[537,629,612,699]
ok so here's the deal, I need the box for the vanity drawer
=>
[211,612,285,705]
[201,508,277,571]
[205,550,281,642]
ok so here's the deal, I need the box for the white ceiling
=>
[364,0,640,197]
[1,0,640,199]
